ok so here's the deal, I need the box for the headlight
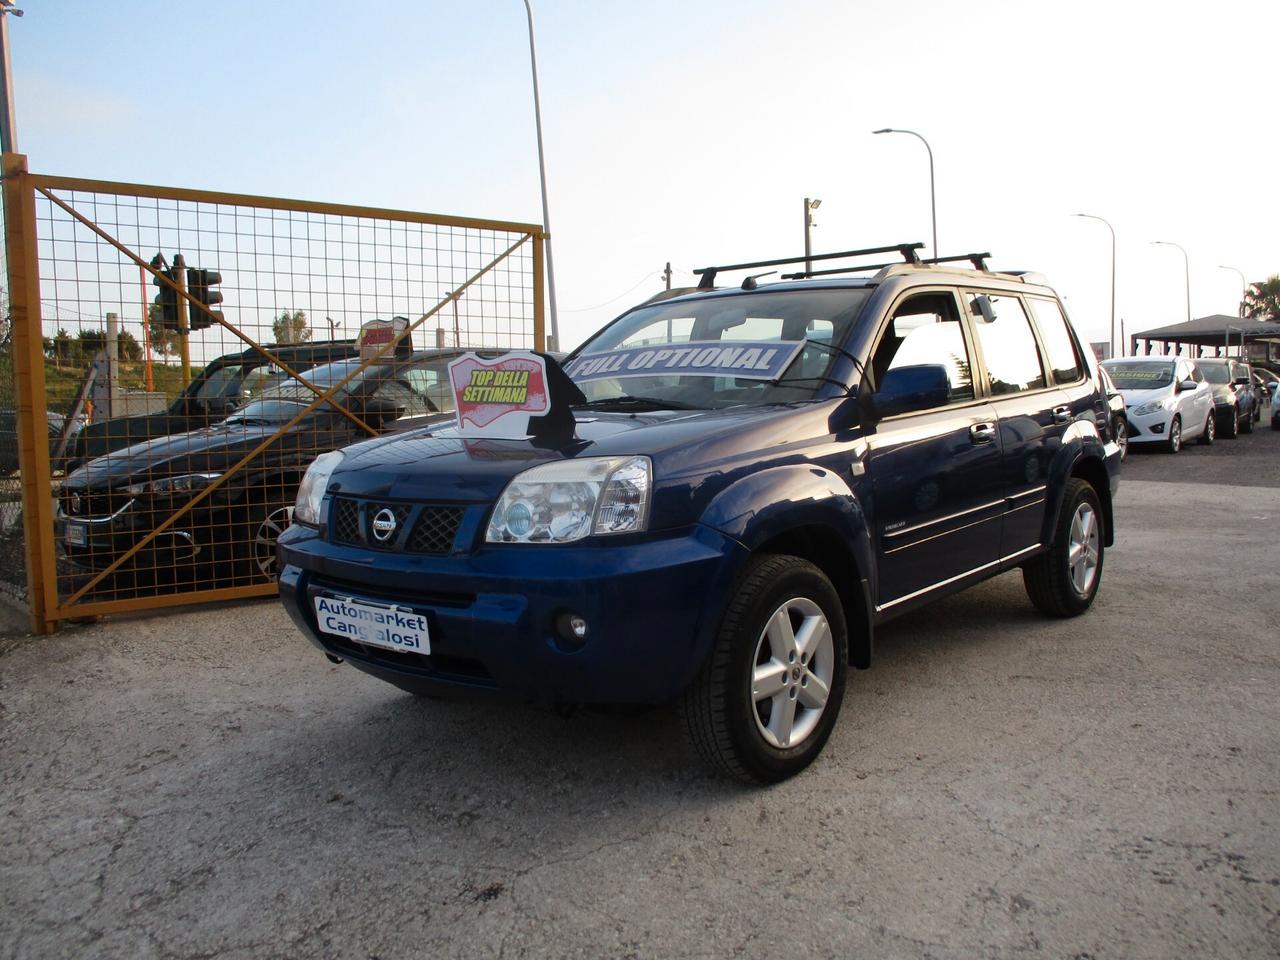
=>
[1130,399,1169,417]
[294,450,344,527]
[486,455,652,544]
[122,472,221,496]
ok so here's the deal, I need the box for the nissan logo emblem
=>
[371,508,398,542]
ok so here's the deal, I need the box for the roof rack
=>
[694,243,923,289]
[781,250,993,280]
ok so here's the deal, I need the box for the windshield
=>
[1102,361,1174,390]
[1199,363,1231,385]
[224,359,392,423]
[564,289,871,410]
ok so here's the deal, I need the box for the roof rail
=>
[783,250,994,280]
[694,243,923,289]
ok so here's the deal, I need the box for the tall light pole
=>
[1151,240,1191,326]
[1218,265,1247,318]
[1073,213,1116,358]
[873,128,936,258]
[803,198,821,276]
[0,1,23,154]
[522,0,559,350]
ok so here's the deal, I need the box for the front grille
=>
[407,507,463,554]
[332,498,361,544]
[62,488,121,518]
[328,497,464,554]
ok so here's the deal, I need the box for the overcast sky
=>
[17,0,1279,352]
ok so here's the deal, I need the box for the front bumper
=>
[278,522,748,705]
[56,495,228,577]
[1124,407,1173,444]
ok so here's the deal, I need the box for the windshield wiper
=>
[575,395,703,411]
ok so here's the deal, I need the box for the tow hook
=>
[325,654,344,665]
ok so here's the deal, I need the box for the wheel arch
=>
[700,463,876,669]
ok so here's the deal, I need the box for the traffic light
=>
[186,268,223,331]
[151,256,180,331]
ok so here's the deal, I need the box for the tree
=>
[117,329,143,362]
[1243,276,1280,322]
[147,304,182,360]
[48,328,76,367]
[272,309,311,345]
[76,328,107,358]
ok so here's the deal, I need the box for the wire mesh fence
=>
[3,158,543,629]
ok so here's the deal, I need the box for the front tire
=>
[1112,415,1129,461]
[1242,406,1254,433]
[1164,415,1182,453]
[1022,478,1104,618]
[1222,406,1239,439]
[682,554,848,784]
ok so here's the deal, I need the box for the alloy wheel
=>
[750,597,835,749]
[253,504,294,580]
[1067,501,1100,597]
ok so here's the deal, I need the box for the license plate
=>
[313,595,430,654]
[64,522,87,547]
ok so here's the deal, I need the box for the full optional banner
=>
[564,340,804,383]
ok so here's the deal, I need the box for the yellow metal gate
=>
[2,153,545,633]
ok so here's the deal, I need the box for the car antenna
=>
[741,271,777,290]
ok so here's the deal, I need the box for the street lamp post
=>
[803,198,821,276]
[1073,213,1116,358]
[1218,265,1247,318]
[873,128,936,258]
[522,0,559,351]
[1151,240,1191,327]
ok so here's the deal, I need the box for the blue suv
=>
[278,245,1121,782]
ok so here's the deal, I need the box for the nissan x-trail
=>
[278,245,1121,782]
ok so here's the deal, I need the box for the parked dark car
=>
[0,410,68,474]
[1098,365,1128,462]
[57,349,463,594]
[1198,358,1256,437]
[61,340,361,472]
[277,247,1122,783]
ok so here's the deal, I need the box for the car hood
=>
[326,403,835,504]
[1116,386,1174,407]
[65,420,307,490]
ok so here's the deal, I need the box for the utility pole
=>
[663,262,672,291]
[0,1,22,154]
[803,198,822,276]
[173,254,191,387]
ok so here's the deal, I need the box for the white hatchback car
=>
[1101,356,1215,453]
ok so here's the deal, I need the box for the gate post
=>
[532,229,546,352]
[3,152,57,634]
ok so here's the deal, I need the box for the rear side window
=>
[1027,298,1082,384]
[968,294,1046,395]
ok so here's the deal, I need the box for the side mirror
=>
[871,364,951,419]
[1233,377,1251,387]
[1177,379,1196,393]
[969,295,997,324]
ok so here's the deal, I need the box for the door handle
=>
[969,422,996,444]
[1052,405,1072,424]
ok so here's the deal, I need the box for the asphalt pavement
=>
[1,426,1278,959]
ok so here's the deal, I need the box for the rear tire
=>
[682,554,848,784]
[1022,478,1104,618]
[1199,412,1215,445]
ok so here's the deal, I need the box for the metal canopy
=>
[1131,314,1280,348]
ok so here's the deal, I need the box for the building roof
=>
[1131,314,1280,345]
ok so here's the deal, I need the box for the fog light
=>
[555,612,589,648]
[1150,423,1165,434]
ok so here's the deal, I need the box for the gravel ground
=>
[1,439,1278,958]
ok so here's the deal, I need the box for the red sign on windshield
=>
[447,352,550,438]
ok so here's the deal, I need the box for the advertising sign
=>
[358,316,411,359]
[563,340,804,383]
[448,352,550,439]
